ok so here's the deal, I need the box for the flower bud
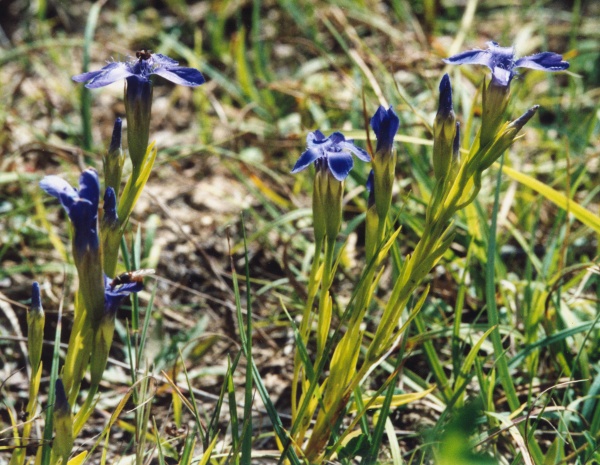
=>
[479,106,539,170]
[370,106,399,223]
[52,379,74,463]
[27,282,45,373]
[433,74,457,180]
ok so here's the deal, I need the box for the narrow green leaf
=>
[501,164,600,234]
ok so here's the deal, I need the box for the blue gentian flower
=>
[370,106,400,155]
[40,169,100,255]
[292,130,371,181]
[73,52,204,177]
[104,275,143,316]
[72,52,205,88]
[444,41,569,87]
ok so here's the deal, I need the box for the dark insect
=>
[165,421,188,438]
[136,50,153,61]
[110,269,155,288]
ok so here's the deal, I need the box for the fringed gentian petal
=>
[72,52,205,88]
[444,41,569,87]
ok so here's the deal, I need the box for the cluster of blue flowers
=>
[40,170,142,316]
[291,41,568,184]
[40,51,207,318]
[36,39,569,360]
[33,40,568,462]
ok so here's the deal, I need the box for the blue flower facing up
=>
[444,41,569,87]
[73,52,205,177]
[72,51,205,89]
[292,130,371,181]
[40,169,100,255]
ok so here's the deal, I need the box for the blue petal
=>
[291,148,321,174]
[78,169,100,207]
[437,75,453,118]
[328,132,346,144]
[515,52,569,72]
[339,141,371,162]
[486,42,515,62]
[125,76,153,103]
[79,62,133,88]
[153,66,205,87]
[307,130,328,148]
[104,275,143,316]
[152,53,180,67]
[327,152,353,181]
[39,176,78,210]
[312,130,326,142]
[491,67,512,86]
[370,105,400,154]
[72,69,106,83]
[70,199,99,252]
[443,49,493,67]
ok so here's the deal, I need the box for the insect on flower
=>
[136,50,152,61]
[110,269,155,288]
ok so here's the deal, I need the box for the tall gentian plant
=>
[27,50,205,463]
[73,51,205,276]
[288,42,569,464]
[290,130,370,441]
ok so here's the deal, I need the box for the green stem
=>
[292,234,323,419]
